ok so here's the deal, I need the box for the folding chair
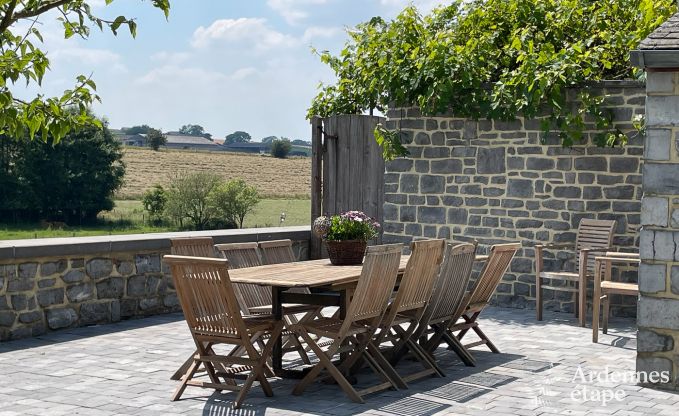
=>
[363,239,446,385]
[290,244,404,403]
[215,242,314,364]
[259,239,297,264]
[164,255,284,409]
[535,219,616,326]
[397,242,477,367]
[444,242,521,355]
[170,237,217,257]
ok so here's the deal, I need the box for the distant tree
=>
[224,131,252,145]
[210,179,260,228]
[123,125,151,135]
[164,172,221,230]
[261,136,278,144]
[142,185,167,225]
[179,124,205,136]
[292,139,310,145]
[146,128,167,151]
[270,139,292,159]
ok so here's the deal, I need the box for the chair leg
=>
[471,324,500,353]
[602,294,610,334]
[171,351,196,381]
[441,332,476,366]
[171,359,200,401]
[592,292,601,343]
[536,250,543,321]
[366,342,408,389]
[234,324,283,409]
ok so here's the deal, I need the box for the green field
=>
[0,199,311,240]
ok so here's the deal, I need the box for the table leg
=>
[272,286,284,376]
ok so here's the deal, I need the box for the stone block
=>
[417,207,445,224]
[645,129,671,161]
[37,288,65,308]
[399,206,416,222]
[646,96,679,127]
[40,260,67,277]
[430,159,462,174]
[641,196,669,227]
[423,147,450,158]
[574,157,607,171]
[70,259,84,268]
[139,298,160,311]
[415,160,429,173]
[18,263,38,279]
[610,157,639,173]
[643,163,679,194]
[636,357,673,384]
[163,294,180,308]
[38,278,56,289]
[414,132,431,145]
[80,302,110,325]
[639,263,666,294]
[383,203,398,221]
[85,258,113,280]
[399,174,419,193]
[18,311,42,324]
[553,186,581,199]
[507,179,533,198]
[62,270,86,284]
[637,329,674,353]
[638,296,679,330]
[135,254,161,274]
[0,311,16,327]
[646,72,675,94]
[96,277,125,299]
[11,294,31,310]
[671,266,679,295]
[463,120,477,139]
[526,158,555,170]
[387,159,413,173]
[7,276,34,293]
[447,208,468,224]
[420,175,445,194]
[671,209,679,228]
[46,308,78,329]
[477,148,506,174]
[66,283,95,303]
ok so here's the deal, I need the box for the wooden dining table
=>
[228,254,489,378]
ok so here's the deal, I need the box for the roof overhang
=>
[631,49,679,70]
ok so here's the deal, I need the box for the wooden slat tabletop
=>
[229,254,488,288]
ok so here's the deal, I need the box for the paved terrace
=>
[0,307,676,416]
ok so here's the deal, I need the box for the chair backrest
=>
[386,239,445,322]
[340,244,402,335]
[215,242,270,313]
[170,237,216,258]
[164,255,246,339]
[466,242,521,309]
[215,242,262,268]
[575,219,616,275]
[259,239,296,264]
[428,243,477,322]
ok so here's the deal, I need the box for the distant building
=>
[112,132,147,147]
[164,134,223,151]
[223,142,271,154]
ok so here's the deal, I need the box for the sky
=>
[20,0,447,142]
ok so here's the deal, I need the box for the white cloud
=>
[150,51,192,65]
[267,0,329,25]
[191,18,298,52]
[302,26,342,43]
[51,47,127,73]
[135,65,228,85]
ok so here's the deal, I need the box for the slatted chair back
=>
[385,239,445,323]
[466,243,521,309]
[214,242,272,313]
[215,242,262,268]
[259,239,297,264]
[170,237,216,258]
[164,255,246,339]
[340,244,402,335]
[575,219,616,276]
[428,243,477,322]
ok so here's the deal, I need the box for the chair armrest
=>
[579,247,615,254]
[536,242,576,251]
[594,256,641,265]
[604,251,639,259]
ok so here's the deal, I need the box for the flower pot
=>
[325,240,367,266]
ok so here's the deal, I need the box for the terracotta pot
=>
[325,240,367,265]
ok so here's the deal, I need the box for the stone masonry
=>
[383,81,644,317]
[0,228,310,341]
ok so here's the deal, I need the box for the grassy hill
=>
[119,147,311,199]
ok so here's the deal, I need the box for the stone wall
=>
[0,227,310,341]
[383,81,644,316]
[637,71,679,388]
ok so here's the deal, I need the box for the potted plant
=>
[313,211,381,265]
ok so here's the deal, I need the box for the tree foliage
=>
[179,124,211,140]
[270,138,292,158]
[146,128,166,151]
[0,0,170,143]
[224,130,252,145]
[123,124,151,135]
[141,184,167,225]
[0,115,125,223]
[309,0,676,155]
[261,135,277,144]
[209,178,260,229]
[164,172,220,230]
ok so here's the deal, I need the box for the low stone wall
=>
[383,81,644,316]
[0,226,310,341]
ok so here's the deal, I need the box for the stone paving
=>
[0,307,677,416]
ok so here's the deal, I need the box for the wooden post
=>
[310,117,323,259]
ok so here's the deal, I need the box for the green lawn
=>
[0,199,311,240]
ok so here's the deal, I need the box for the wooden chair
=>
[259,239,297,264]
[535,219,616,326]
[164,255,284,409]
[364,239,446,385]
[399,242,477,367]
[290,244,404,403]
[215,242,314,364]
[592,253,640,343]
[170,237,217,257]
[434,243,520,356]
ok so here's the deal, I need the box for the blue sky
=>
[29,0,445,141]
